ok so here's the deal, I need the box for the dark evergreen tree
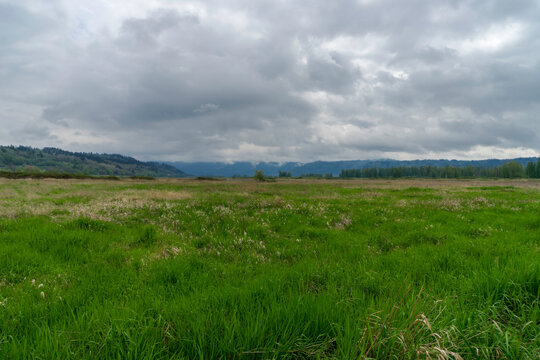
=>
[526,161,536,178]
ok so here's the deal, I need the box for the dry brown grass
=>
[113,189,192,201]
[156,177,540,194]
[334,214,352,230]
[0,177,537,220]
[273,178,540,189]
[0,178,196,220]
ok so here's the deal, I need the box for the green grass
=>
[0,179,538,359]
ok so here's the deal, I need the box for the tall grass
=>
[0,180,538,358]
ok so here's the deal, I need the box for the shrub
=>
[254,170,265,182]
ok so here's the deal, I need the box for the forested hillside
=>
[0,146,187,177]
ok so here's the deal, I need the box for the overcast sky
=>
[1,0,539,162]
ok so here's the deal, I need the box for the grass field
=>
[0,178,538,359]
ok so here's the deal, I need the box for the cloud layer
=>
[1,0,539,161]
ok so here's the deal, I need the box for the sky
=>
[1,0,539,162]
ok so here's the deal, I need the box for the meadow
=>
[0,178,538,359]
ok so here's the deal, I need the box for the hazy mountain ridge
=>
[0,146,188,177]
[2,144,536,178]
[169,158,540,177]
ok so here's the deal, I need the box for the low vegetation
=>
[0,170,157,181]
[0,178,538,359]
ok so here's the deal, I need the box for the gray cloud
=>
[1,0,539,161]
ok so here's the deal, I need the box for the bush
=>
[254,170,265,182]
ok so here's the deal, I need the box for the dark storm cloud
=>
[1,0,540,161]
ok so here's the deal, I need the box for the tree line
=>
[339,159,540,179]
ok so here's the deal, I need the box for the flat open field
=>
[0,178,538,359]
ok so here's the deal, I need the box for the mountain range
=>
[1,145,537,178]
[168,158,540,177]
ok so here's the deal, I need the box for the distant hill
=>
[0,146,188,177]
[168,158,540,177]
